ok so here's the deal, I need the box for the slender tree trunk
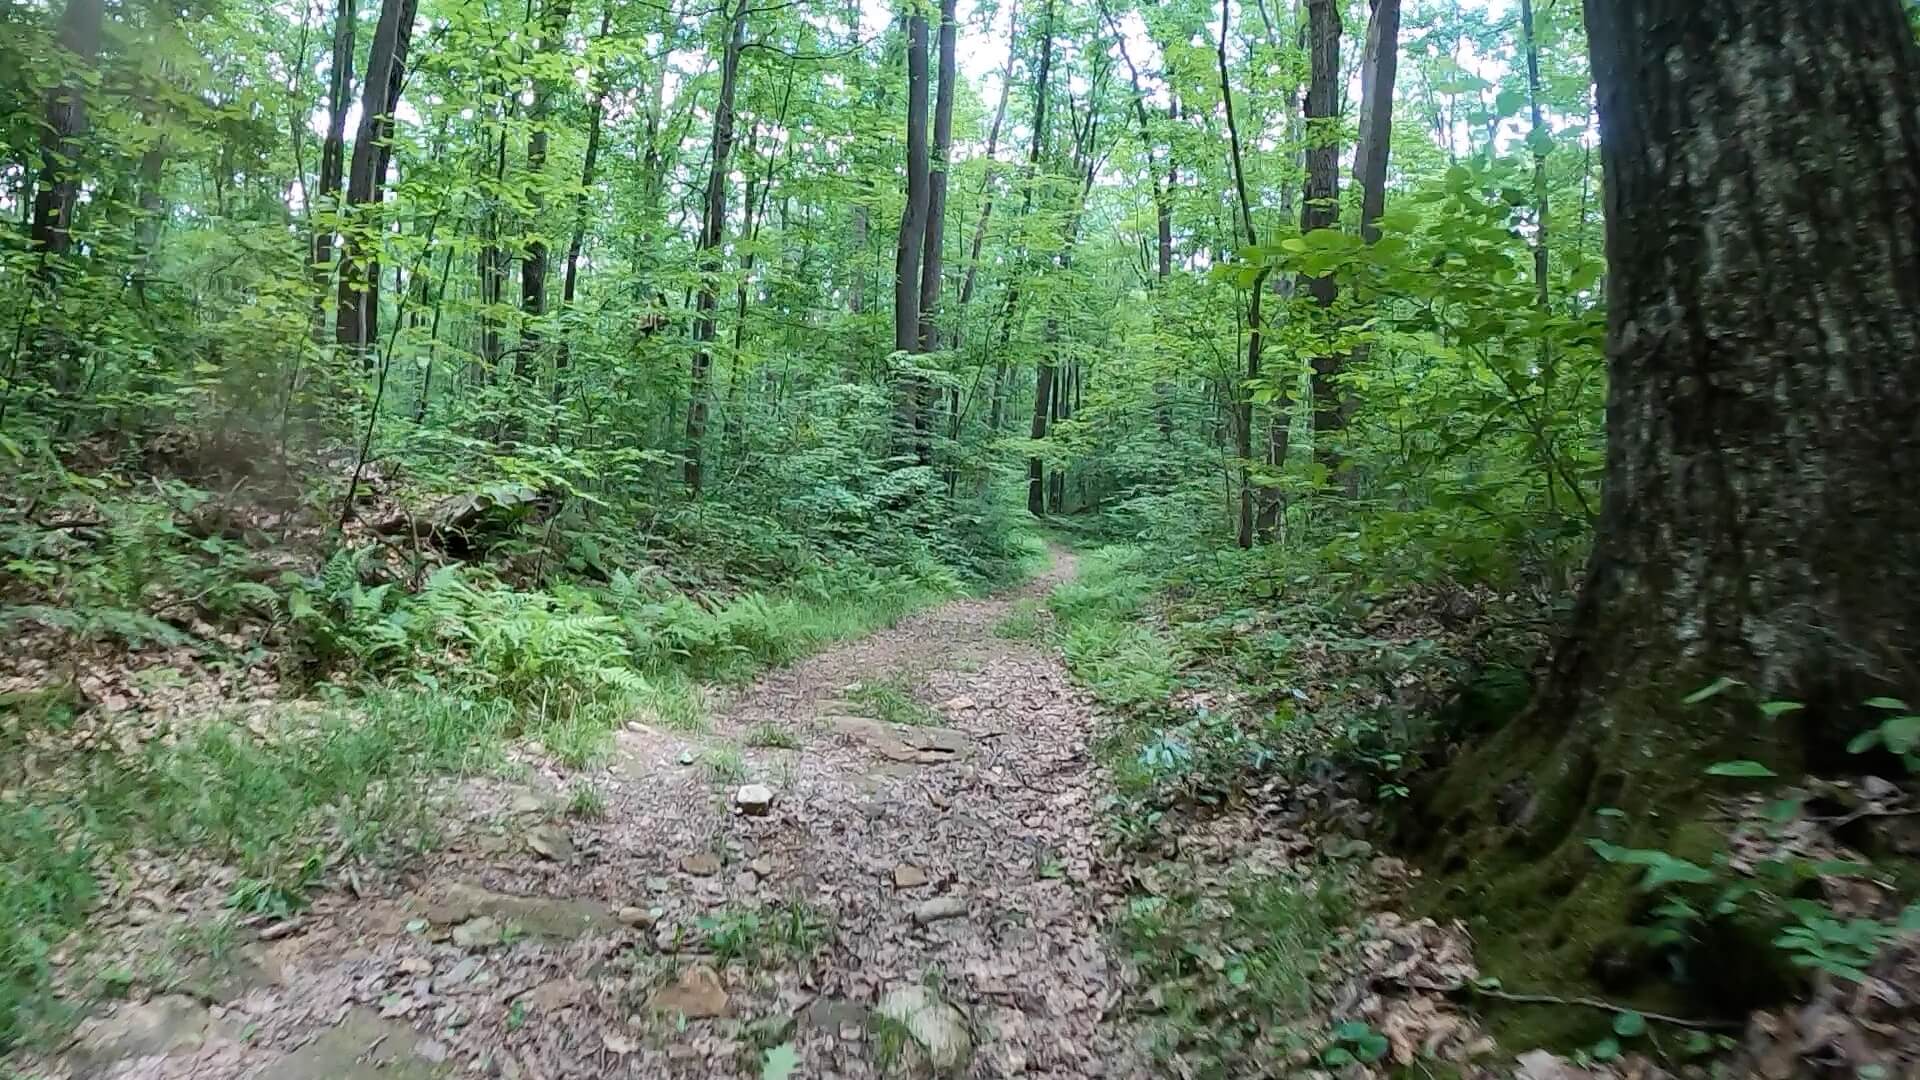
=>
[1021,0,1055,517]
[684,2,745,494]
[552,3,612,427]
[1354,0,1400,243]
[1302,0,1343,485]
[335,0,419,361]
[908,0,958,465]
[1425,0,1920,990]
[1219,0,1270,549]
[311,0,356,343]
[517,0,573,383]
[25,0,105,388]
[892,4,932,457]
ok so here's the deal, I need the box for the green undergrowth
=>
[842,676,939,726]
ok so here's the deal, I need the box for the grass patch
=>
[701,744,748,785]
[843,677,937,726]
[699,900,831,966]
[744,723,801,750]
[1115,870,1350,1069]
[1046,546,1180,711]
[566,783,608,820]
[992,598,1047,641]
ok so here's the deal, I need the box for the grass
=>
[745,723,801,750]
[566,783,608,820]
[1115,871,1350,1069]
[992,598,1047,641]
[699,900,831,966]
[843,677,938,726]
[701,744,748,785]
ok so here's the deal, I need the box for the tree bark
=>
[552,2,613,426]
[1219,0,1269,550]
[1301,0,1343,485]
[1426,0,1920,996]
[1354,0,1399,243]
[311,0,356,344]
[683,2,745,494]
[29,0,103,268]
[1021,0,1055,517]
[892,4,932,457]
[517,0,573,382]
[335,0,419,360]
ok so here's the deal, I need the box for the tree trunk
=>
[683,2,745,494]
[517,0,572,382]
[29,0,103,269]
[1219,0,1269,550]
[311,0,356,344]
[892,4,931,457]
[1425,0,1920,1004]
[1354,0,1399,243]
[1301,0,1343,486]
[335,0,418,360]
[1020,0,1055,515]
[552,2,612,427]
[906,0,957,465]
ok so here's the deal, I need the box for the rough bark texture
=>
[1219,0,1267,550]
[29,0,103,268]
[684,3,745,493]
[1021,0,1055,517]
[892,6,932,458]
[1420,0,1920,1019]
[517,0,573,380]
[1353,0,1399,243]
[1302,0,1343,483]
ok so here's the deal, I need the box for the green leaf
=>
[1590,1036,1622,1061]
[1759,700,1804,719]
[1849,730,1881,754]
[1704,760,1776,779]
[1612,1011,1647,1038]
[761,1043,799,1080]
[1683,677,1743,704]
[1866,697,1909,711]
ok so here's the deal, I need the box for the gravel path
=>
[62,547,1132,1079]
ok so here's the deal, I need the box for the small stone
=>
[415,1038,449,1064]
[750,856,774,876]
[681,852,722,877]
[912,896,967,925]
[451,916,500,949]
[524,825,575,864]
[617,906,655,928]
[734,784,775,816]
[649,965,730,1019]
[509,793,545,815]
[678,750,696,766]
[892,863,929,889]
[433,956,482,992]
[396,956,432,976]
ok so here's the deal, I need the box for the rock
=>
[681,852,722,877]
[892,863,929,889]
[432,956,482,993]
[451,916,501,949]
[70,995,219,1066]
[1515,1050,1593,1080]
[875,985,971,1071]
[649,965,731,1019]
[800,998,869,1032]
[734,784,775,816]
[270,1007,445,1080]
[509,793,545,815]
[827,715,972,765]
[912,896,968,925]
[422,883,620,939]
[524,825,575,864]
[617,906,655,928]
[678,750,696,766]
[414,1038,448,1065]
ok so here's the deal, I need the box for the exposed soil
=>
[42,548,1137,1079]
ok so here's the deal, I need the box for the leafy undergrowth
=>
[1047,528,1920,1077]
[0,433,1041,1050]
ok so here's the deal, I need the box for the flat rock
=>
[827,715,972,765]
[422,883,620,940]
[617,905,655,928]
[450,916,501,950]
[524,824,575,864]
[733,783,774,815]
[876,985,971,1071]
[681,852,722,877]
[649,965,730,1019]
[912,896,968,925]
[271,1006,447,1080]
[892,863,929,889]
[69,995,222,1067]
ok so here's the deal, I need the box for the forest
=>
[2,0,1918,1075]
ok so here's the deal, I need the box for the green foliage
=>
[700,901,830,967]
[843,677,937,727]
[1116,871,1351,1071]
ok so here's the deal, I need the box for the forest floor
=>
[31,547,1143,1079]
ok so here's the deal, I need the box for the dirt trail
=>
[63,547,1131,1079]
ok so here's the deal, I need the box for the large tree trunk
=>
[335,0,419,360]
[1424,0,1920,1011]
[310,0,356,344]
[1353,0,1399,243]
[907,0,957,466]
[1020,0,1055,517]
[683,2,745,494]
